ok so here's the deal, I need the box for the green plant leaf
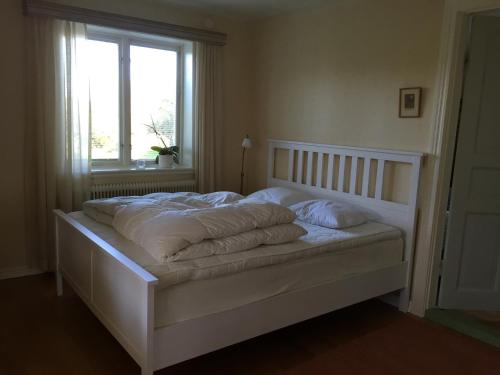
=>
[150,145,180,158]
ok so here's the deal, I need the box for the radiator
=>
[90,179,197,199]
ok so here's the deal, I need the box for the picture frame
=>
[399,87,422,118]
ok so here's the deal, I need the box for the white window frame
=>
[87,26,186,169]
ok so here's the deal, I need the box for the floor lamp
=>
[240,135,252,195]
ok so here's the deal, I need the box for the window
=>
[86,26,193,168]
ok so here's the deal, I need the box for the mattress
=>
[69,211,403,328]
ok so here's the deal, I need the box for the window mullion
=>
[122,38,132,166]
[177,46,184,164]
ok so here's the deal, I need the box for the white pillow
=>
[247,187,312,207]
[289,199,367,229]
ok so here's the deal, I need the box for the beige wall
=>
[249,0,443,189]
[0,0,28,271]
[248,0,444,315]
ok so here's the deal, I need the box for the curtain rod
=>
[23,0,227,46]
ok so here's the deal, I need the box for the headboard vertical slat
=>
[338,155,346,192]
[267,141,274,184]
[316,153,324,188]
[375,159,385,200]
[297,151,304,184]
[349,156,358,194]
[287,149,294,182]
[362,158,371,197]
[306,151,313,186]
[326,154,334,190]
[408,156,422,210]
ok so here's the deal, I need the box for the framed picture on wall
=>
[399,87,422,118]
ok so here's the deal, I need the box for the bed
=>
[54,139,423,375]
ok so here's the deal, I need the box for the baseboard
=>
[0,266,44,281]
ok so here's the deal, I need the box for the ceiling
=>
[155,0,330,19]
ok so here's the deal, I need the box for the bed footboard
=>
[54,210,158,375]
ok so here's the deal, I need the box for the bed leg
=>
[142,283,155,375]
[56,271,64,296]
[55,213,63,297]
[398,288,410,313]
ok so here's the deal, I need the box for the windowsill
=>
[91,164,194,175]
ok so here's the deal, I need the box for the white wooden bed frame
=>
[54,140,423,375]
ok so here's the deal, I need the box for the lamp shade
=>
[241,136,252,149]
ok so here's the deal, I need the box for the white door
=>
[439,15,500,310]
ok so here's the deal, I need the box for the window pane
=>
[87,39,120,160]
[130,45,177,161]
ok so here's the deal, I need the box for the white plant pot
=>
[158,154,174,169]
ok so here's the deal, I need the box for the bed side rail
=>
[54,210,157,374]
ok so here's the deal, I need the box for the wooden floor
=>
[1,274,500,375]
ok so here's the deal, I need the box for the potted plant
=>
[146,120,179,169]
[151,145,179,168]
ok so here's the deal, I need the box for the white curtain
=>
[55,21,91,212]
[193,42,222,193]
[25,17,91,271]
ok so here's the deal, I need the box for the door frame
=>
[425,0,500,311]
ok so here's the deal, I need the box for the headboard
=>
[267,139,423,308]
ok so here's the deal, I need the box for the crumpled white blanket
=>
[83,191,241,223]
[83,192,306,263]
[169,223,306,262]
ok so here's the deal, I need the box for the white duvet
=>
[83,192,306,263]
